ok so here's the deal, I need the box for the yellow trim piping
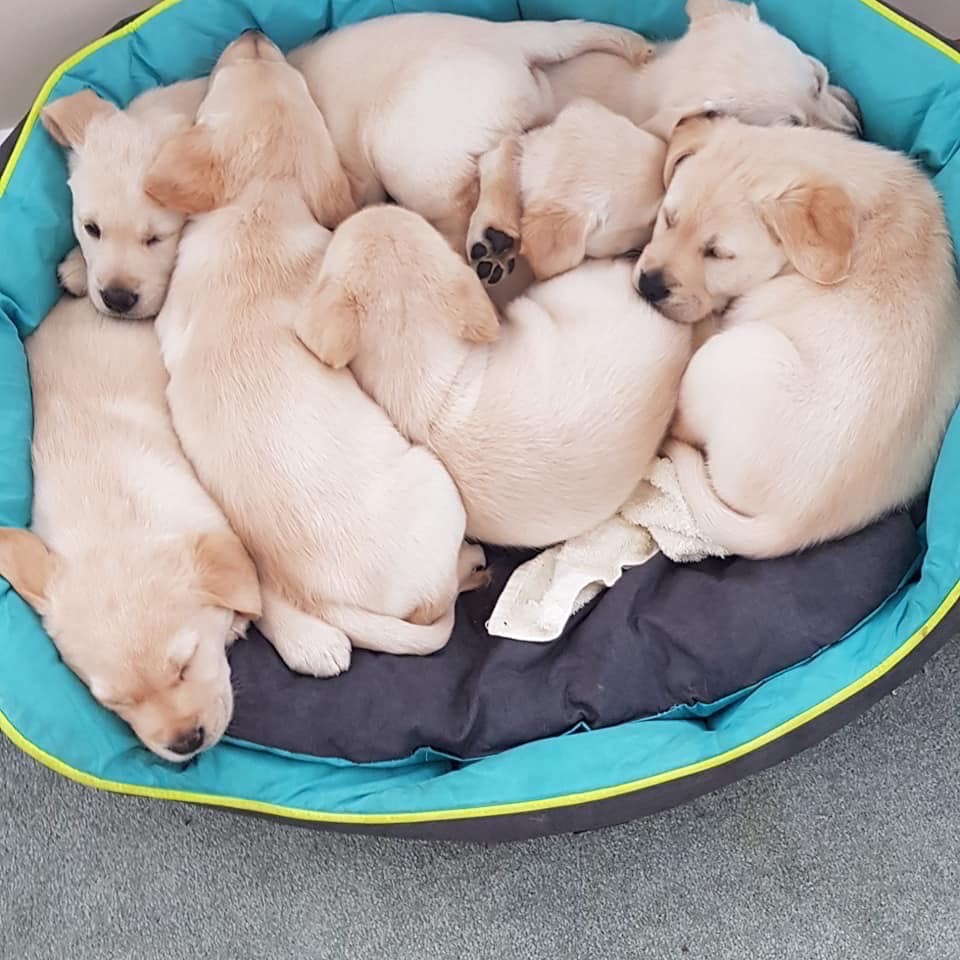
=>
[3,577,958,825]
[856,0,960,63]
[0,0,185,200]
[0,0,958,826]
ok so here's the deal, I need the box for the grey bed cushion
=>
[225,509,920,763]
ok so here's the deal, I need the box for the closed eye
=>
[144,234,162,247]
[662,209,677,229]
[704,242,735,260]
[83,221,101,239]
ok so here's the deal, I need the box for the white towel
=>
[486,457,727,642]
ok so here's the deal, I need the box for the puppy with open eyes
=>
[634,114,960,558]
[145,33,481,676]
[298,204,693,549]
[42,78,206,317]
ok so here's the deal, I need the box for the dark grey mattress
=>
[225,509,921,763]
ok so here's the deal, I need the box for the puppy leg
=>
[467,136,523,286]
[257,588,352,677]
[58,246,88,297]
[458,542,491,592]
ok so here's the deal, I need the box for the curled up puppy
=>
[300,204,693,549]
[466,98,667,286]
[144,33,481,677]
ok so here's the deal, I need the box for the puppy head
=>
[519,101,667,279]
[306,206,500,367]
[42,91,191,320]
[0,527,260,762]
[634,115,856,323]
[652,0,860,136]
[144,32,355,227]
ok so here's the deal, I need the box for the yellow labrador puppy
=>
[0,296,261,762]
[289,13,654,252]
[42,78,206,317]
[634,115,960,557]
[546,0,860,136]
[145,34,478,676]
[467,99,666,287]
[299,205,693,549]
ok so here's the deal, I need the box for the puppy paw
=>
[458,543,490,592]
[58,246,88,297]
[274,625,352,678]
[468,225,518,286]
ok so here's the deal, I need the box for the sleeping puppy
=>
[634,115,960,558]
[299,205,693,549]
[546,0,860,136]
[145,33,479,676]
[467,0,860,288]
[41,78,206,318]
[467,99,666,287]
[289,13,654,253]
[0,296,260,762]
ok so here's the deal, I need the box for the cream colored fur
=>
[301,205,693,549]
[41,79,206,317]
[546,0,860,136]
[0,296,260,762]
[146,35,477,676]
[634,116,960,557]
[289,13,653,252]
[467,99,666,286]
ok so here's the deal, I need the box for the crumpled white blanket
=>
[486,457,728,642]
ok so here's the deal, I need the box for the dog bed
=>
[1,0,958,841]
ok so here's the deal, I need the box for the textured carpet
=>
[1,638,959,960]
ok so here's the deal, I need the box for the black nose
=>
[168,726,205,757]
[637,270,670,304]
[100,287,139,314]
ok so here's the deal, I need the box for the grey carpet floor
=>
[1,639,959,960]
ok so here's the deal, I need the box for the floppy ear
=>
[686,0,759,25]
[663,114,717,187]
[41,90,117,148]
[0,528,56,615]
[520,204,590,281]
[296,277,362,369]
[445,274,501,343]
[299,116,358,229]
[144,125,225,215]
[194,530,261,619]
[762,182,856,285]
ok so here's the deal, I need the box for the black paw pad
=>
[470,242,488,261]
[477,261,493,280]
[489,264,504,284]
[484,227,514,254]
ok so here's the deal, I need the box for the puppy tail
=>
[505,20,655,68]
[321,602,455,657]
[665,439,800,559]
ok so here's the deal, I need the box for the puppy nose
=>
[637,270,670,304]
[168,726,205,757]
[100,287,139,314]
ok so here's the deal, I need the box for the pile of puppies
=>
[1,0,959,763]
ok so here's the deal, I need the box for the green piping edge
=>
[0,0,957,825]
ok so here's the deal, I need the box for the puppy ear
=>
[144,126,224,215]
[687,0,759,24]
[662,113,718,187]
[299,115,357,229]
[520,204,590,281]
[762,181,856,285]
[297,277,362,368]
[0,528,56,615]
[41,90,117,148]
[194,530,261,619]
[446,274,501,343]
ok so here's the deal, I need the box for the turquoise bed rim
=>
[0,0,958,836]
